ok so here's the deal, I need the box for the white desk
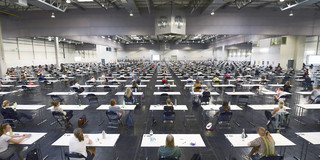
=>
[190,92,219,96]
[248,105,291,110]
[0,85,14,88]
[261,91,291,96]
[201,105,242,111]
[140,80,150,82]
[185,85,207,88]
[180,79,196,82]
[225,92,255,96]
[16,85,39,88]
[297,132,320,160]
[268,84,292,87]
[97,85,119,88]
[11,132,46,145]
[79,92,108,96]
[52,133,120,147]
[225,133,295,159]
[153,92,181,96]
[47,92,76,96]
[10,105,45,111]
[115,92,143,96]
[296,92,312,95]
[0,92,12,95]
[125,85,147,88]
[47,105,89,111]
[150,105,188,111]
[241,84,263,87]
[141,134,205,147]
[212,84,235,88]
[155,85,177,88]
[70,85,93,88]
[97,105,136,111]
[157,80,174,82]
[296,104,320,116]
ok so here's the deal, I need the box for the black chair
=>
[64,152,86,160]
[104,86,112,92]
[163,86,170,92]
[22,85,33,94]
[106,111,121,128]
[312,95,320,104]
[163,106,175,124]
[51,95,64,103]
[201,92,211,104]
[216,112,233,129]
[160,93,169,105]
[52,111,71,128]
[238,95,249,107]
[159,157,179,160]
[87,94,99,106]
[259,155,283,160]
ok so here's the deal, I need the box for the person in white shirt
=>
[51,101,73,122]
[0,123,30,160]
[89,76,96,83]
[69,128,96,160]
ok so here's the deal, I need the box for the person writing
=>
[51,101,73,122]
[69,128,96,160]
[157,134,181,159]
[309,85,320,103]
[0,123,31,160]
[274,87,285,104]
[108,99,123,118]
[124,88,134,103]
[193,79,202,92]
[242,127,275,160]
[1,100,33,122]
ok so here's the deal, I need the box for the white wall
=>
[251,38,280,66]
[214,47,227,61]
[304,36,320,64]
[3,38,97,68]
[96,45,117,63]
[117,48,214,61]
[226,49,251,62]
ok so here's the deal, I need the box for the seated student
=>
[163,80,171,88]
[283,81,291,92]
[186,76,193,85]
[124,88,134,103]
[161,77,167,84]
[223,71,231,83]
[212,74,220,85]
[242,127,275,160]
[132,81,138,91]
[61,74,68,79]
[309,85,320,104]
[163,99,175,119]
[119,75,126,80]
[89,76,96,83]
[38,74,46,82]
[302,74,312,89]
[157,134,182,159]
[69,128,96,160]
[259,76,267,85]
[19,75,27,85]
[274,87,285,104]
[201,87,211,104]
[4,73,11,81]
[0,123,31,160]
[108,99,123,118]
[265,101,286,126]
[1,100,32,122]
[136,77,141,85]
[51,101,73,122]
[214,101,230,118]
[193,79,202,92]
[73,81,84,93]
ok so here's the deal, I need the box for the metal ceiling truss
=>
[189,0,201,14]
[234,0,254,9]
[280,0,320,10]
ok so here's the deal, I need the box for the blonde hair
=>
[285,81,290,86]
[2,100,9,107]
[125,87,132,98]
[73,128,84,142]
[279,101,284,109]
[165,134,175,147]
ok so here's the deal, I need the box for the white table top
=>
[52,133,120,147]
[10,132,47,145]
[115,92,143,96]
[47,92,76,96]
[47,105,89,111]
[225,92,255,96]
[153,92,181,96]
[157,80,174,82]
[241,84,263,87]
[190,92,219,96]
[141,134,206,147]
[248,105,291,110]
[185,85,207,88]
[149,105,188,111]
[268,84,292,87]
[225,133,296,147]
[213,84,235,87]
[79,92,108,96]
[125,85,147,88]
[70,85,93,88]
[201,105,242,111]
[97,105,136,111]
[296,132,320,145]
[296,91,312,95]
[261,91,291,95]
[9,105,46,110]
[180,79,196,82]
[96,85,119,88]
[140,80,150,82]
[16,85,39,88]
[0,92,12,95]
[296,104,320,109]
[0,85,14,87]
[155,85,177,87]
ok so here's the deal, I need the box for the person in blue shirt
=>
[38,74,46,82]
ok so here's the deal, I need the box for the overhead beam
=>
[93,0,108,12]
[255,1,274,9]
[201,0,225,15]
[122,0,140,14]
[280,0,320,11]
[108,0,120,9]
[71,2,86,11]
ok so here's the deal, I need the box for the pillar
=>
[279,36,306,70]
[54,37,59,66]
[0,19,7,77]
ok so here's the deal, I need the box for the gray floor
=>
[2,66,320,160]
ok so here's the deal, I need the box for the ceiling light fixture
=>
[101,36,105,39]
[51,12,55,18]
[129,10,133,17]
[66,0,71,3]
[279,0,284,2]
[210,9,215,16]
[289,10,293,16]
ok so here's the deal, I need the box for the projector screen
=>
[74,56,82,62]
[307,55,320,64]
[152,55,160,61]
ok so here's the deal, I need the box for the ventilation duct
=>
[10,0,28,7]
[155,9,186,35]
[28,0,67,12]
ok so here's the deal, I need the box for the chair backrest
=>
[64,152,86,160]
[52,111,66,122]
[159,156,178,160]
[218,112,232,122]
[106,111,120,120]
[312,95,320,104]
[259,155,283,160]
[273,111,290,127]
[87,94,97,100]
[51,95,63,102]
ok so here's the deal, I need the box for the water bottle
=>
[175,99,177,106]
[123,99,126,108]
[149,129,153,137]
[241,128,246,141]
[102,130,106,139]
[13,102,17,110]
[78,99,81,107]
[9,128,13,136]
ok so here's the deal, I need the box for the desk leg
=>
[303,142,309,160]
[184,110,186,127]
[60,146,65,160]
[300,140,305,160]
[98,111,105,126]
[228,145,233,160]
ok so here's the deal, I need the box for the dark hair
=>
[279,87,284,91]
[73,128,84,142]
[51,101,60,107]
[222,101,230,112]
[0,123,9,136]
[110,99,116,106]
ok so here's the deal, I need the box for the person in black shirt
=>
[283,81,291,92]
[201,87,211,104]
[163,99,175,121]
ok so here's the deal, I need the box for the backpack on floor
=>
[126,114,134,127]
[78,115,87,127]
[26,148,40,160]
